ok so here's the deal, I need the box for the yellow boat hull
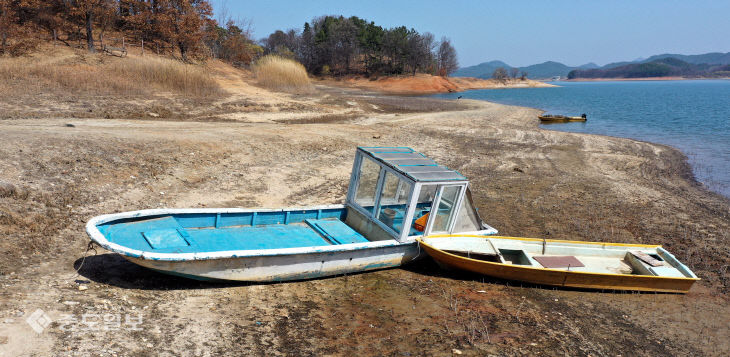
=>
[539,116,587,122]
[418,235,699,293]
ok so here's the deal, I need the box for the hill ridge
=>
[455,51,730,79]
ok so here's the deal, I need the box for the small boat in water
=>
[418,235,699,293]
[539,113,587,122]
[86,147,498,282]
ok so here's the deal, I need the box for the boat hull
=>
[419,237,698,293]
[125,242,421,282]
[86,206,436,282]
[539,116,587,122]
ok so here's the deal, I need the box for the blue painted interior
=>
[97,208,378,254]
[142,229,190,249]
[305,219,369,244]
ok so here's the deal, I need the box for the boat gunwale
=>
[86,205,418,262]
[418,235,700,281]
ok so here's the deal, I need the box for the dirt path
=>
[1,73,729,356]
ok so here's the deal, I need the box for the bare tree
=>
[436,37,458,77]
[67,0,108,52]
[510,67,519,79]
[492,67,508,82]
[520,71,528,80]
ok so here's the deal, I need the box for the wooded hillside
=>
[0,0,260,63]
[1,3,458,78]
[262,15,459,77]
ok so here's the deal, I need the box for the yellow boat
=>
[417,235,699,293]
[539,114,587,122]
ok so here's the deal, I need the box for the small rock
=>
[372,134,382,139]
[530,343,538,346]
[63,301,80,305]
[147,112,160,118]
[78,285,88,291]
[0,181,16,197]
[513,167,524,173]
[452,349,462,355]
[65,123,76,128]
[146,343,153,348]
[3,318,14,324]
[0,336,8,344]
[477,290,486,293]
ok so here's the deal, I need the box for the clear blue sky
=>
[213,0,730,68]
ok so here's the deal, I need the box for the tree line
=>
[1,4,459,77]
[491,66,527,82]
[262,15,459,77]
[0,0,260,62]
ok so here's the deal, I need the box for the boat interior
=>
[423,236,696,278]
[96,147,495,254]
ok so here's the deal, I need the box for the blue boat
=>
[86,147,498,282]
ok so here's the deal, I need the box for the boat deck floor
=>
[103,216,371,254]
[527,254,632,274]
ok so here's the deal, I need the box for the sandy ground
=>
[320,74,554,95]
[1,59,729,356]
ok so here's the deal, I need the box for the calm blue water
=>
[433,80,730,197]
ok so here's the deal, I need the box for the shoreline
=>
[563,76,730,82]
[318,74,555,95]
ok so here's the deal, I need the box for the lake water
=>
[433,80,730,197]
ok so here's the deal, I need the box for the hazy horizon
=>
[213,0,730,68]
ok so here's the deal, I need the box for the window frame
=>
[423,183,468,236]
[347,151,418,241]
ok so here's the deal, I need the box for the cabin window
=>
[353,157,382,212]
[430,185,462,233]
[376,171,412,234]
[410,184,438,234]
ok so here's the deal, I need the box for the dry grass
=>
[252,55,313,93]
[0,52,221,97]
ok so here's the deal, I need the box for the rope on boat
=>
[70,240,98,283]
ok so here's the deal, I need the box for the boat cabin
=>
[345,147,492,242]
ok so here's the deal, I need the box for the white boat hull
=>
[125,241,421,282]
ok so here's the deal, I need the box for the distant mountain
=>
[452,60,510,78]
[452,60,574,79]
[455,51,730,79]
[602,61,635,69]
[519,61,573,79]
[642,52,730,65]
[568,57,730,79]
